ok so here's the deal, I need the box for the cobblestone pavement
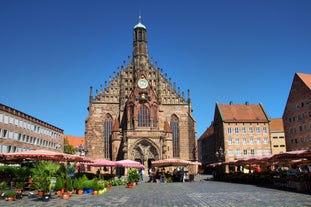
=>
[1,179,311,207]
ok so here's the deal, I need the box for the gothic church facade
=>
[85,19,197,169]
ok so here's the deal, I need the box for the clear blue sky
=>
[1,0,311,137]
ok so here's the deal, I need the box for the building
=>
[198,102,271,165]
[85,18,197,169]
[65,135,86,156]
[283,72,311,151]
[0,103,64,153]
[270,118,286,154]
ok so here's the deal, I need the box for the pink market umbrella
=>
[116,159,144,168]
[88,159,117,167]
[152,158,192,167]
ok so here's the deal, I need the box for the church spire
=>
[133,16,148,69]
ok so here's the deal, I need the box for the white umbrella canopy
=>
[115,159,144,168]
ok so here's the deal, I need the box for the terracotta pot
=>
[38,191,43,197]
[56,190,62,196]
[7,197,14,202]
[62,193,69,200]
[77,189,83,195]
[93,190,98,196]
[127,183,133,188]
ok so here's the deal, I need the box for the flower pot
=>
[127,183,133,188]
[77,189,83,195]
[62,193,69,200]
[7,197,14,202]
[93,190,98,196]
[38,190,43,197]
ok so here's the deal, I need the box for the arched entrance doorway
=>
[130,139,159,170]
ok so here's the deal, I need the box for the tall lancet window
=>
[138,105,150,127]
[104,114,112,159]
[170,114,180,157]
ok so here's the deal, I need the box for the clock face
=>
[138,79,148,89]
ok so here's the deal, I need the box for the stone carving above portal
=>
[131,139,159,161]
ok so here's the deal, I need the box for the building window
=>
[256,127,260,134]
[138,105,150,127]
[250,138,254,144]
[236,149,241,156]
[170,115,179,157]
[257,149,262,156]
[263,127,267,134]
[228,138,232,145]
[249,127,253,134]
[242,138,247,145]
[264,149,270,155]
[242,127,246,134]
[227,128,232,134]
[250,149,255,156]
[236,138,240,145]
[228,149,233,157]
[235,127,239,134]
[104,114,112,159]
[243,149,247,155]
[256,138,261,144]
[264,138,268,144]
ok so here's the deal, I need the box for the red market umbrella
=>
[152,158,192,167]
[116,159,144,168]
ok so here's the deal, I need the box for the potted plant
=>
[73,177,84,195]
[0,181,8,199]
[5,190,16,202]
[66,177,73,196]
[92,179,101,196]
[54,176,64,195]
[127,168,140,187]
[31,161,60,201]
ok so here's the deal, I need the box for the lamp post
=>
[215,147,225,162]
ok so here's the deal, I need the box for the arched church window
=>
[138,105,150,127]
[104,114,112,159]
[170,114,179,157]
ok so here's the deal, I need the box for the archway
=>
[130,139,159,169]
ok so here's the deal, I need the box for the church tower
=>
[85,18,197,169]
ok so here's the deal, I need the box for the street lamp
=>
[215,147,225,162]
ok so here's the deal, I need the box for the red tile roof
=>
[297,73,311,90]
[218,103,269,122]
[270,118,284,131]
[65,135,85,148]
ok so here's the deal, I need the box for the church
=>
[85,18,197,169]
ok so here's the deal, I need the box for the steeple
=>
[133,16,148,69]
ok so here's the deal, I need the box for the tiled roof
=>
[65,135,85,147]
[270,118,284,131]
[198,125,214,141]
[297,72,311,90]
[218,103,269,122]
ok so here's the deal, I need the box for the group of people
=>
[147,167,186,183]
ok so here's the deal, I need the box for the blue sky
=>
[1,0,311,137]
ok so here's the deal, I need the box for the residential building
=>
[0,103,64,153]
[199,102,271,164]
[270,118,286,154]
[283,72,311,151]
[85,18,197,169]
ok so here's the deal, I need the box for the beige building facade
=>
[85,19,197,169]
[0,103,64,153]
[199,102,271,164]
[270,118,286,154]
